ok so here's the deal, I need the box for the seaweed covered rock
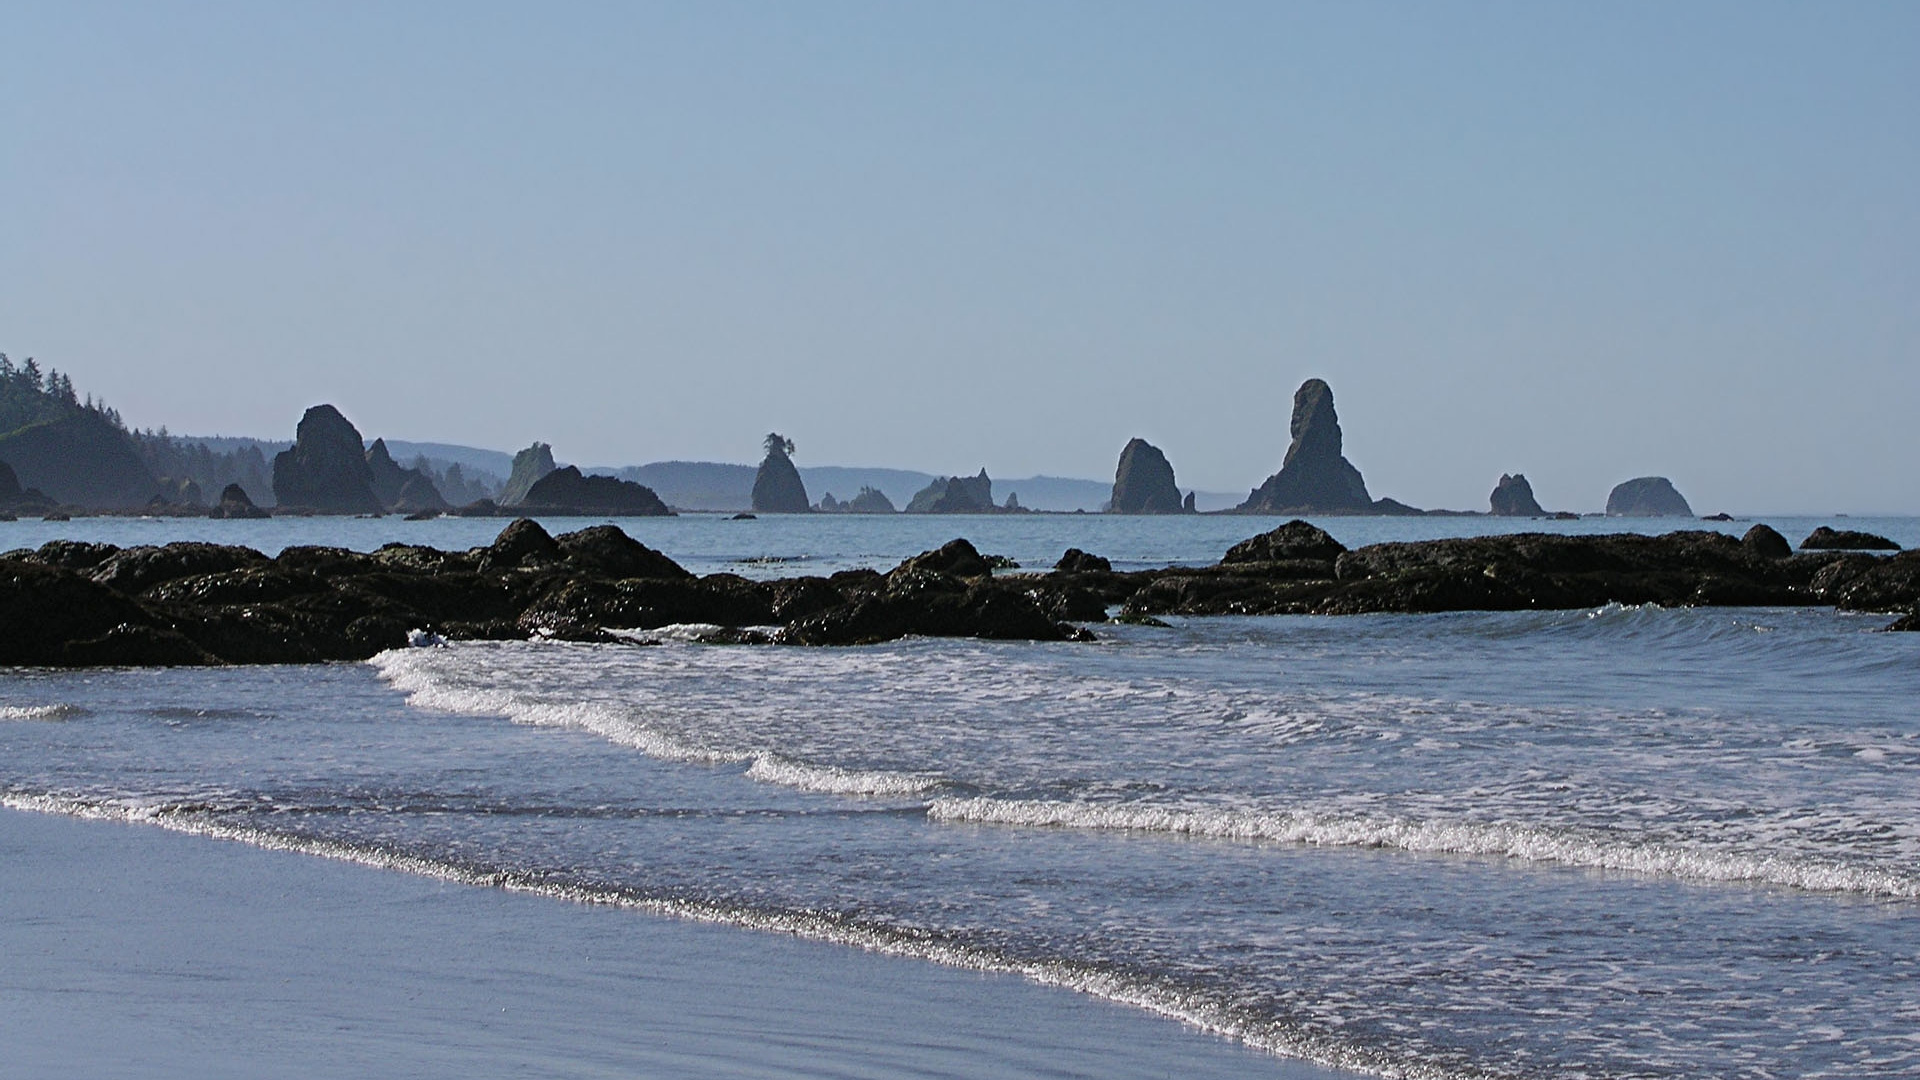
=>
[555,525,691,580]
[1222,520,1347,564]
[1741,524,1792,560]
[1800,527,1899,551]
[1055,548,1113,574]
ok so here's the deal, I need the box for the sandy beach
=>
[0,807,1351,1079]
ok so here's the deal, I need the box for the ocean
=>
[4,512,1917,1078]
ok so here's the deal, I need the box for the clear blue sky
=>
[4,2,1915,511]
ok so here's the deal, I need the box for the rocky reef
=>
[1800,526,1900,551]
[1606,477,1693,517]
[907,470,996,513]
[1110,438,1187,514]
[271,406,384,514]
[1237,380,1415,515]
[7,517,1917,668]
[517,466,673,516]
[1489,474,1547,516]
[751,434,810,513]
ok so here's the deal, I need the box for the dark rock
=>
[555,525,692,580]
[1110,439,1187,514]
[501,442,557,506]
[894,539,993,579]
[781,575,1069,646]
[1741,524,1792,560]
[1237,380,1377,514]
[1886,611,1920,632]
[519,467,672,515]
[26,539,121,571]
[63,622,218,667]
[90,543,272,595]
[0,410,160,509]
[0,561,160,665]
[1489,474,1546,516]
[393,471,449,514]
[1800,526,1899,551]
[271,405,383,514]
[1702,513,1735,522]
[209,482,269,519]
[816,492,841,512]
[0,459,16,497]
[482,518,562,569]
[453,498,501,517]
[751,434,810,513]
[1222,520,1347,564]
[1605,477,1693,517]
[731,513,757,520]
[1825,551,1920,612]
[1183,491,1196,513]
[906,470,995,513]
[1055,548,1113,574]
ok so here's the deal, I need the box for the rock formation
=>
[501,442,557,506]
[1236,380,1379,515]
[270,405,383,514]
[846,486,896,513]
[209,483,269,519]
[1489,474,1546,516]
[0,458,56,514]
[1800,527,1899,551]
[1054,548,1113,574]
[751,433,810,513]
[1110,438,1187,514]
[1222,520,1348,564]
[517,466,673,516]
[0,410,160,509]
[365,438,448,514]
[906,470,995,513]
[816,492,842,512]
[1605,477,1693,517]
[1741,524,1792,560]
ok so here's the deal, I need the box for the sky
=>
[3,1,1915,512]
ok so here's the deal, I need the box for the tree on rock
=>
[752,432,810,512]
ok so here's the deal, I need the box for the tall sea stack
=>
[501,442,557,506]
[270,405,383,514]
[1110,438,1187,514]
[1236,379,1375,514]
[751,433,810,512]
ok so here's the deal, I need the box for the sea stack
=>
[906,470,995,513]
[1237,380,1377,514]
[1489,474,1546,516]
[365,438,448,514]
[518,466,673,515]
[1110,438,1187,514]
[751,433,810,512]
[501,442,557,506]
[270,405,383,514]
[1605,477,1693,517]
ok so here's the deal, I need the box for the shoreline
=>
[0,805,1354,1079]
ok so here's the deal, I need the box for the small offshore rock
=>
[1800,526,1899,551]
[1054,548,1113,574]
[1221,520,1347,564]
[1740,524,1793,560]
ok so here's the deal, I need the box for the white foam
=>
[0,703,85,721]
[927,797,1920,899]
[744,755,941,797]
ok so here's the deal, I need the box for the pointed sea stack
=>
[365,438,448,514]
[751,433,810,512]
[1110,438,1188,514]
[1605,477,1693,517]
[1237,380,1377,514]
[906,470,995,513]
[1489,474,1546,516]
[501,442,557,506]
[271,405,383,514]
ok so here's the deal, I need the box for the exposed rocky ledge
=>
[4,519,1916,667]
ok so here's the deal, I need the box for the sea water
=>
[3,514,1917,1078]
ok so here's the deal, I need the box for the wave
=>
[0,787,1483,1080]
[928,796,1920,899]
[743,755,943,796]
[0,703,86,721]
